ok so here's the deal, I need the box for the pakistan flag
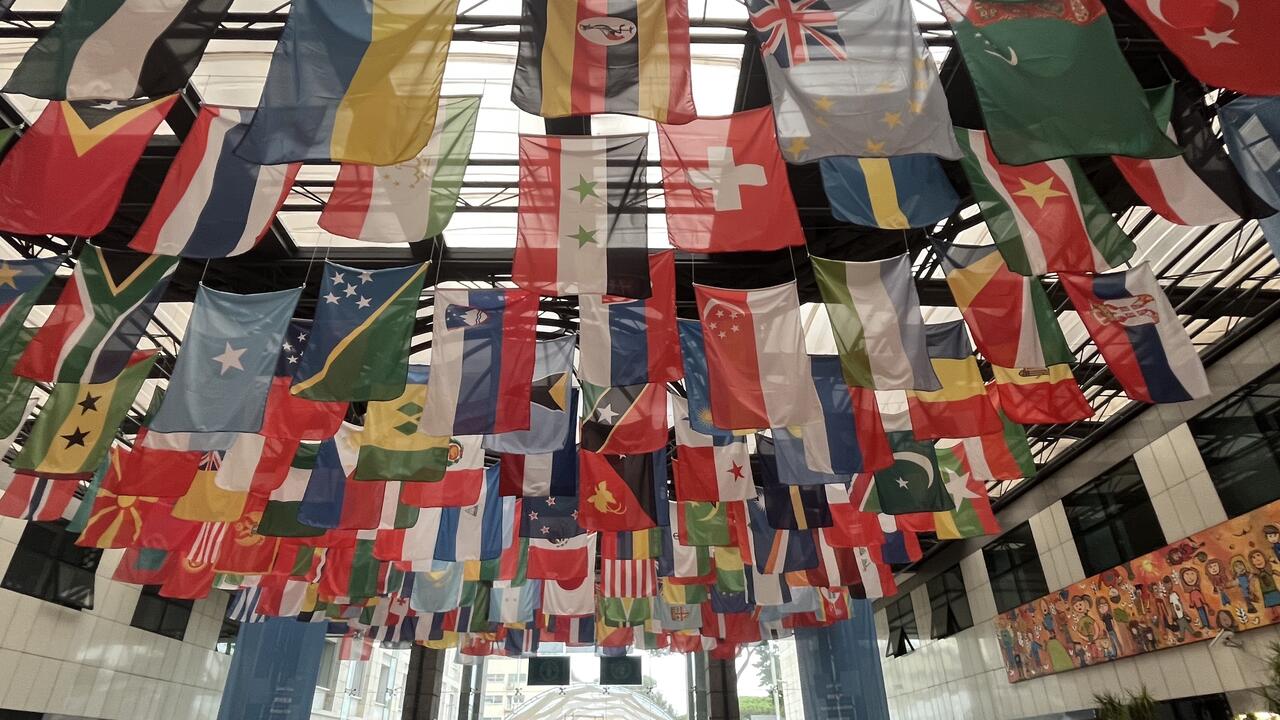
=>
[871,431,954,515]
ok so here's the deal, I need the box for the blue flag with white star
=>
[150,285,301,433]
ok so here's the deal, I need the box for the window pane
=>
[1189,366,1280,516]
[985,523,1049,613]
[53,564,96,610]
[158,602,192,641]
[1,547,53,599]
[1,521,102,610]
[1063,459,1165,577]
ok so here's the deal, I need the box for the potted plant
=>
[1094,692,1129,720]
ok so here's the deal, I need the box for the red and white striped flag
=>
[601,558,658,598]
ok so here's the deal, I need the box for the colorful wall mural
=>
[994,498,1280,682]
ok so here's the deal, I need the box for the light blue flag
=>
[410,561,464,613]
[819,154,959,229]
[150,285,301,433]
[1219,96,1280,256]
[488,580,542,624]
[483,334,576,454]
[677,319,734,439]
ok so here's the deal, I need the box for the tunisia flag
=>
[659,106,805,252]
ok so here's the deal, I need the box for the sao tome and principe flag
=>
[290,261,427,402]
[129,106,301,259]
[235,0,461,165]
[954,128,1134,276]
[0,96,177,236]
[319,95,480,243]
[3,0,232,100]
[514,133,650,298]
[15,245,178,384]
[511,0,696,124]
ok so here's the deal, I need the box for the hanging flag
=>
[906,321,1002,440]
[1060,264,1210,404]
[3,0,231,100]
[956,413,1036,483]
[990,364,1093,426]
[511,0,696,123]
[694,281,821,430]
[485,336,576,455]
[1113,86,1274,227]
[171,434,269,523]
[514,133,649,298]
[675,502,731,548]
[578,449,667,532]
[0,257,61,361]
[0,473,76,521]
[14,245,177,384]
[602,559,658,598]
[290,261,427,402]
[257,443,326,538]
[579,381,668,455]
[543,576,595,617]
[110,428,203,496]
[151,286,301,433]
[934,242,1072,369]
[12,351,158,477]
[677,319,733,438]
[497,391,579,497]
[658,107,804,253]
[810,254,939,391]
[760,428,850,487]
[929,446,1000,540]
[76,452,155,547]
[356,365,450,482]
[434,466,506,563]
[235,0,461,165]
[397,435,485,507]
[954,128,1134,276]
[579,251,681,387]
[756,459,838,529]
[819,155,959,230]
[1218,96,1280,257]
[297,425,362,530]
[262,320,348,441]
[746,499,819,573]
[420,288,538,436]
[319,95,480,243]
[1119,0,1279,95]
[0,96,177,236]
[809,356,893,474]
[870,431,954,515]
[527,534,595,581]
[745,0,961,162]
[671,394,755,502]
[129,106,300,259]
[944,0,1178,165]
[520,495,585,542]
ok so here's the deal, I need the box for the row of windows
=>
[888,363,1280,657]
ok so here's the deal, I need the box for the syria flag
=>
[0,97,176,236]
[670,394,754,502]
[577,449,666,532]
[1113,84,1275,226]
[514,134,649,298]
[659,106,804,253]
[129,106,300,259]
[1061,264,1210,404]
[694,281,821,431]
[1119,0,1279,95]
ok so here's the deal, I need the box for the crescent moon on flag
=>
[1219,0,1239,19]
[697,503,721,522]
[896,451,937,488]
[1145,0,1172,25]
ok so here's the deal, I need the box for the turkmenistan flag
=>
[12,350,157,477]
[290,261,428,401]
[4,0,233,100]
[942,0,1178,165]
[870,431,954,515]
[355,365,451,482]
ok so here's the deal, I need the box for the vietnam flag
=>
[578,449,666,532]
[659,106,804,253]
[0,96,176,235]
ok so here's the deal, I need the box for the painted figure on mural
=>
[1179,567,1212,629]
[1095,597,1123,655]
[1249,549,1280,609]
[1232,555,1258,613]
[1205,557,1233,609]
[1265,524,1280,565]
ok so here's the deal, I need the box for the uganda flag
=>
[0,96,177,236]
[12,351,158,477]
[512,0,696,124]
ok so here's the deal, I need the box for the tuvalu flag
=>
[578,250,681,387]
[15,245,177,384]
[420,289,538,436]
[811,254,939,391]
[990,364,1093,426]
[290,261,427,402]
[1060,264,1209,404]
[659,107,804,254]
[954,128,1134,277]
[129,106,301,259]
[356,365,451,482]
[319,96,480,243]
[514,134,650,298]
[906,320,1002,440]
[511,0,696,123]
[150,285,301,433]
[694,281,821,431]
[235,0,461,165]
[746,0,961,162]
[0,97,177,236]
[579,380,668,455]
[3,0,231,100]
[819,154,958,230]
[12,351,157,477]
[943,0,1178,165]
[934,242,1072,369]
[578,448,667,532]
[1113,85,1275,227]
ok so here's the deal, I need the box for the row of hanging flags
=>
[0,0,1273,659]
